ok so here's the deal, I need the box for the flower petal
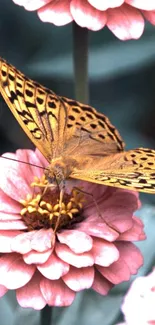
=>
[16,272,46,310]
[40,278,75,306]
[0,189,21,213]
[97,242,143,284]
[38,0,73,26]
[0,212,21,221]
[107,3,144,40]
[142,10,155,25]
[77,220,119,241]
[93,189,138,233]
[97,259,131,284]
[57,230,93,253]
[16,149,46,181]
[63,265,94,291]
[30,229,55,252]
[12,0,52,11]
[92,270,113,295]
[118,215,146,241]
[0,220,27,230]
[0,253,35,289]
[0,285,8,297]
[55,242,94,268]
[0,153,33,200]
[70,0,107,31]
[0,230,21,253]
[23,249,52,264]
[92,237,119,266]
[37,252,70,279]
[115,242,143,274]
[126,0,155,10]
[11,229,55,254]
[88,0,124,11]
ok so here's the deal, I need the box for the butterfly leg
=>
[72,186,118,232]
[54,180,65,233]
[72,186,102,218]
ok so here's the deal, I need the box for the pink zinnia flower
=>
[120,268,155,325]
[12,0,155,40]
[0,148,145,309]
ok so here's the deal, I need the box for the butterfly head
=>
[44,157,73,186]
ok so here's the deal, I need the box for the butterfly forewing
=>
[0,58,125,160]
[61,96,124,156]
[0,58,68,161]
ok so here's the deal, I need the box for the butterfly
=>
[0,57,155,194]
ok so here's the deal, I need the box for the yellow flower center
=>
[20,176,84,231]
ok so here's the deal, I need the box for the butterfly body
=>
[0,57,155,194]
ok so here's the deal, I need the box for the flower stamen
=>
[20,176,84,231]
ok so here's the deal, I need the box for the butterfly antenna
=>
[0,155,47,171]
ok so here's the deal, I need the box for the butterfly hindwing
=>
[70,148,155,193]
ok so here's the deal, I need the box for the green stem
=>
[73,22,89,104]
[40,305,52,325]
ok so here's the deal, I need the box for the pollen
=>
[20,176,84,231]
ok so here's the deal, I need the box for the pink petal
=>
[0,212,21,221]
[92,270,113,295]
[35,149,48,168]
[16,272,46,310]
[118,215,146,241]
[115,242,143,274]
[37,253,70,279]
[97,259,131,284]
[16,149,45,182]
[0,253,35,289]
[126,0,155,10]
[77,221,119,241]
[0,285,8,297]
[38,0,73,26]
[70,0,107,31]
[0,230,22,252]
[88,0,124,11]
[0,189,21,213]
[142,10,155,24]
[40,278,75,306]
[107,3,144,40]
[11,229,55,254]
[12,0,52,11]
[23,249,52,264]
[29,229,55,252]
[57,230,93,253]
[0,220,27,230]
[92,237,119,266]
[63,265,94,291]
[0,153,33,200]
[93,190,138,233]
[55,242,94,268]
[97,242,143,284]
[11,231,38,254]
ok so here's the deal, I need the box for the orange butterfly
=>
[0,57,155,194]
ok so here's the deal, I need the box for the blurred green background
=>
[0,1,155,324]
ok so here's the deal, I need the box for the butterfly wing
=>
[61,96,124,157]
[0,58,68,161]
[0,57,125,164]
[70,148,155,193]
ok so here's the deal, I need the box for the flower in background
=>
[12,0,155,40]
[0,149,145,309]
[119,268,155,325]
